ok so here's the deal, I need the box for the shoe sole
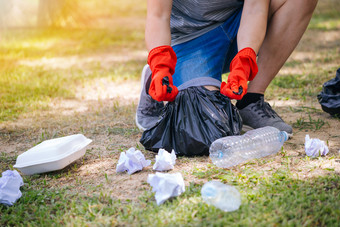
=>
[135,64,149,131]
[242,124,293,139]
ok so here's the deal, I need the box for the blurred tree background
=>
[0,0,146,29]
[36,0,85,27]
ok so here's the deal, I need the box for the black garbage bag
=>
[317,68,340,117]
[140,86,242,156]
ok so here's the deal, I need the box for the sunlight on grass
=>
[0,28,145,61]
[0,61,143,122]
[0,66,74,121]
[0,0,147,121]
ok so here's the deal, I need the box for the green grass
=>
[309,9,340,31]
[0,66,72,121]
[293,114,328,131]
[0,61,144,122]
[1,158,339,226]
[309,1,340,31]
[266,66,340,101]
[0,0,146,122]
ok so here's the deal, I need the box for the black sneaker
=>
[238,97,293,137]
[135,65,164,131]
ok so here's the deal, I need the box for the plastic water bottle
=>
[209,126,288,168]
[201,181,241,212]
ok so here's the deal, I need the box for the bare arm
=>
[237,0,270,53]
[145,0,173,51]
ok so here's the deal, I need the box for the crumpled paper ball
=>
[0,170,24,206]
[153,149,176,171]
[305,135,329,157]
[147,172,185,205]
[116,147,151,174]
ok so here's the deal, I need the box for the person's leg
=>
[237,0,318,136]
[248,0,318,93]
[135,65,165,131]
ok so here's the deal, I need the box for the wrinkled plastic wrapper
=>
[201,181,241,212]
[0,170,24,206]
[116,147,151,174]
[318,67,340,117]
[147,172,185,205]
[153,149,176,171]
[140,86,242,156]
[305,135,329,157]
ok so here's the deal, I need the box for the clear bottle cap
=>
[280,131,289,142]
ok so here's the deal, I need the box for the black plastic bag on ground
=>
[140,86,242,156]
[317,68,340,117]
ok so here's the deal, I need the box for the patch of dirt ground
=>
[1,76,339,201]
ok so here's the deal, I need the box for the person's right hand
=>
[148,45,179,102]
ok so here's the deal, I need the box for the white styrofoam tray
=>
[13,134,92,175]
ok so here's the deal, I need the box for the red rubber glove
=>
[147,45,178,102]
[220,47,258,100]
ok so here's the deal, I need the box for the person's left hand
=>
[220,47,258,100]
